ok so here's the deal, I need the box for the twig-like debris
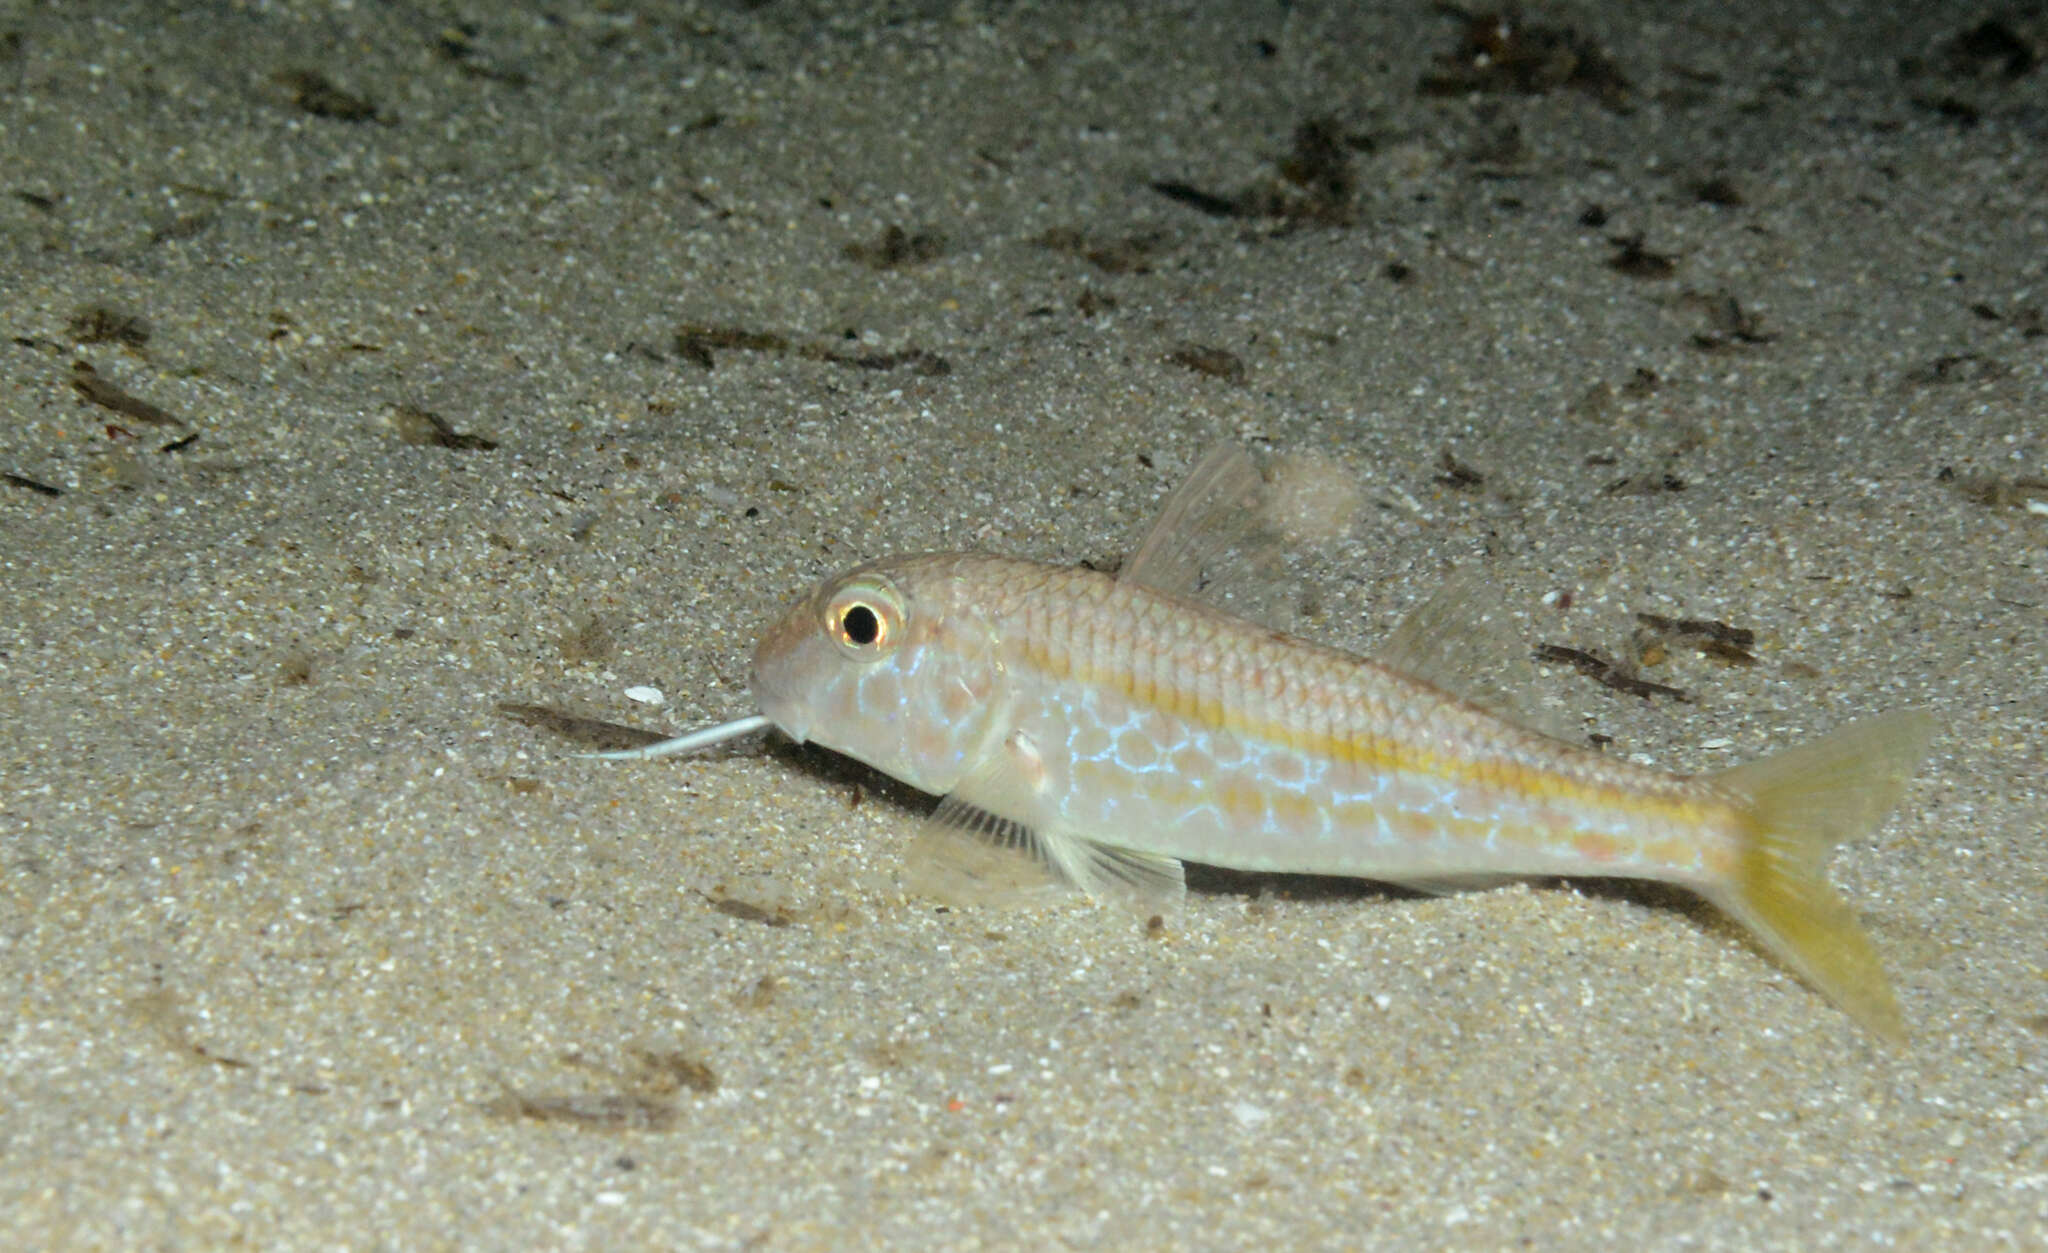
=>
[70,361,185,427]
[1534,643,1693,701]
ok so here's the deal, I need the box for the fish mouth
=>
[749,678,811,746]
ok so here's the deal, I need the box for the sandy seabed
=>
[2,2,2044,1248]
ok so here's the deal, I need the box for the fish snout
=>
[748,596,825,745]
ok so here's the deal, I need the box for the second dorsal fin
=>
[1378,570,1572,742]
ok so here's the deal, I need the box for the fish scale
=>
[903,553,1730,884]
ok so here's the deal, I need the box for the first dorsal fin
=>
[1119,443,1294,629]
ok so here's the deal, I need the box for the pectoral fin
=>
[904,794,1071,907]
[903,736,1185,914]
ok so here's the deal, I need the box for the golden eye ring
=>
[825,577,903,658]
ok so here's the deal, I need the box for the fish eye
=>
[840,603,881,645]
[825,577,903,657]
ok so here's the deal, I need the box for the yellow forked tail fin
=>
[1703,711,1939,1043]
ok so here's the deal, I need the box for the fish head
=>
[749,556,1007,795]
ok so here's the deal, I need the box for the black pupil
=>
[841,604,880,645]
